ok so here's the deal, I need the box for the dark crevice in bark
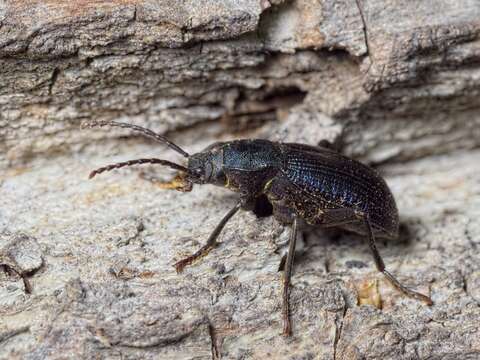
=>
[209,322,220,360]
[333,300,348,360]
[48,67,60,95]
[354,0,370,60]
[0,326,30,346]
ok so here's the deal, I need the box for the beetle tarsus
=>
[382,270,433,305]
[174,245,214,273]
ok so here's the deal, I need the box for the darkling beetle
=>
[84,120,433,336]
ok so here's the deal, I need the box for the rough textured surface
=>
[1,137,479,359]
[1,0,480,359]
[0,232,43,275]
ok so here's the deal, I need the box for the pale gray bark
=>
[1,1,480,359]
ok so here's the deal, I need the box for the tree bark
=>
[1,1,479,359]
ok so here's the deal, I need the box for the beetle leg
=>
[278,254,287,272]
[278,232,305,272]
[362,214,433,305]
[282,215,298,337]
[174,201,242,273]
[312,208,433,305]
[318,138,343,152]
[139,171,192,192]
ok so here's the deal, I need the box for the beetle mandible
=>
[84,120,433,336]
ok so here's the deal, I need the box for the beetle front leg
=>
[174,201,242,273]
[282,215,298,337]
[139,171,193,192]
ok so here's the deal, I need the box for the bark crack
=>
[355,0,371,59]
[209,321,221,360]
[132,5,137,22]
[48,67,60,96]
[0,326,30,346]
[465,218,477,250]
[333,295,348,360]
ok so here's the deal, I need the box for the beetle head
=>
[187,143,226,186]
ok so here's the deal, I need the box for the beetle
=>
[84,120,433,336]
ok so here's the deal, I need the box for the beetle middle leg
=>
[282,215,298,336]
[175,201,242,273]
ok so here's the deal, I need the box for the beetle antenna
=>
[89,158,190,179]
[82,120,189,158]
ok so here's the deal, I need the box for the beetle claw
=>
[282,321,292,337]
[174,259,191,273]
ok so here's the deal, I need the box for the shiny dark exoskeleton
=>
[85,121,433,337]
[189,139,398,238]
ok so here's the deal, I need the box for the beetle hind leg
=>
[362,214,433,305]
[312,208,433,305]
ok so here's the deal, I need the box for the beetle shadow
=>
[208,193,425,270]
[396,222,418,245]
[287,218,426,271]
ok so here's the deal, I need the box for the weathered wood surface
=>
[1,1,480,359]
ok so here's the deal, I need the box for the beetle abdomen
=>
[281,144,399,237]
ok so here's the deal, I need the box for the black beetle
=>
[84,120,433,336]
